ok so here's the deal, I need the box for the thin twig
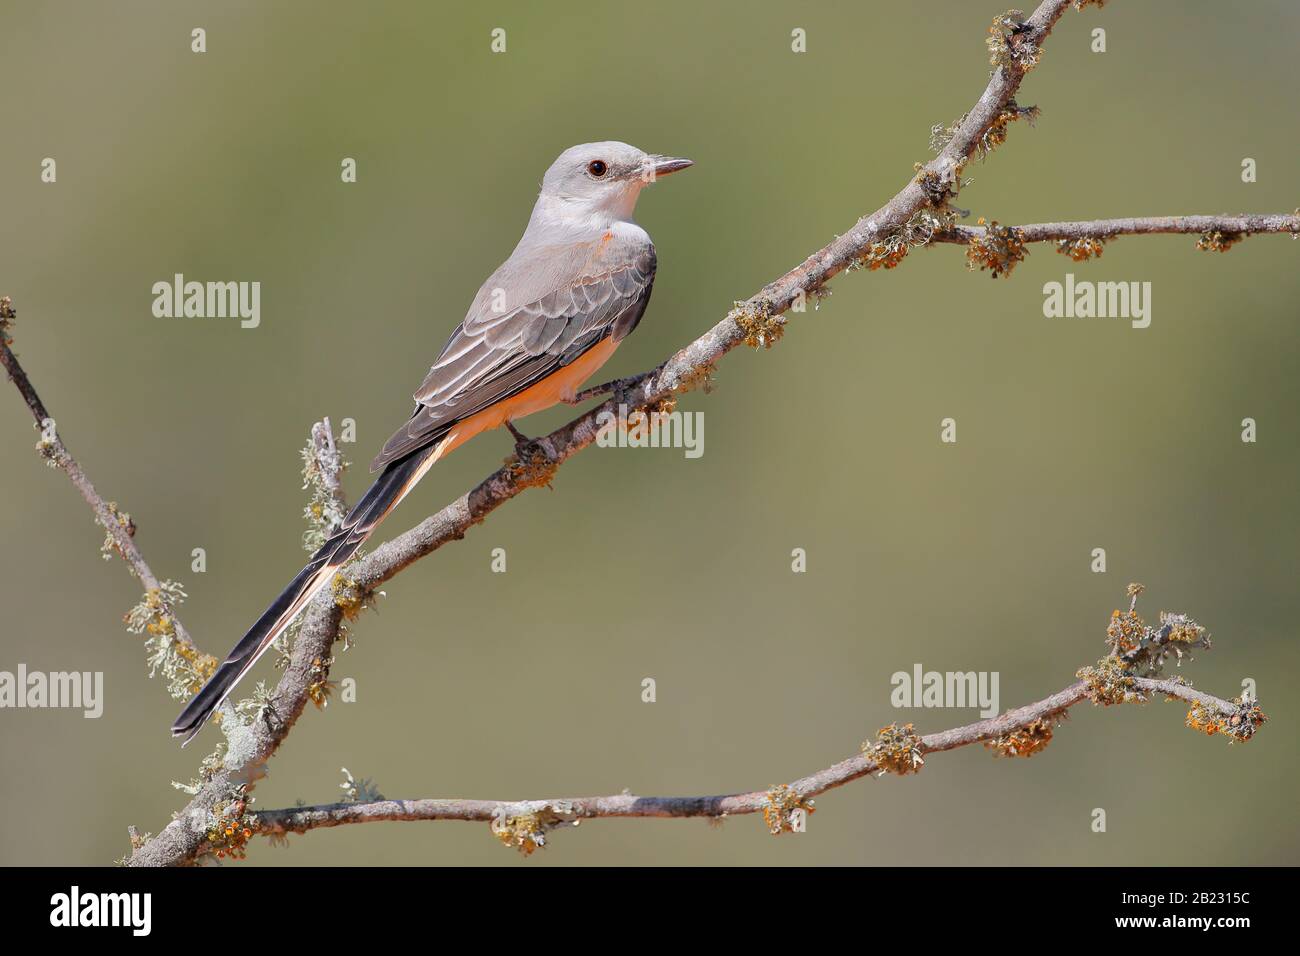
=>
[309,418,349,533]
[248,673,1246,836]
[0,297,203,657]
[934,213,1300,244]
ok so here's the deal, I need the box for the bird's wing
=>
[370,243,656,472]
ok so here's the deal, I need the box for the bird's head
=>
[538,141,692,224]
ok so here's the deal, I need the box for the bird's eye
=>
[587,160,608,177]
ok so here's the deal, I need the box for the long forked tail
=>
[171,446,437,743]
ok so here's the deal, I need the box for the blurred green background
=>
[2,0,1297,866]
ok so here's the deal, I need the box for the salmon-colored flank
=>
[395,336,623,506]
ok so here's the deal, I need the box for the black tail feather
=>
[171,449,431,742]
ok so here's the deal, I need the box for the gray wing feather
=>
[370,244,655,472]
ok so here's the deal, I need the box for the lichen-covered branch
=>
[300,417,350,552]
[937,213,1300,245]
[248,597,1262,852]
[0,296,206,667]
[244,673,1235,835]
[935,213,1300,266]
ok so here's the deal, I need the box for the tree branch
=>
[934,213,1300,245]
[301,416,351,549]
[248,668,1259,849]
[311,419,348,518]
[0,296,204,660]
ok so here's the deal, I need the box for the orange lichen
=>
[862,722,926,775]
[985,717,1058,758]
[986,10,1041,73]
[730,301,786,350]
[1077,656,1144,706]
[1056,236,1107,261]
[306,656,336,709]
[1106,608,1145,656]
[1186,697,1266,743]
[966,219,1028,278]
[207,795,258,861]
[762,784,815,835]
[862,240,909,271]
[1196,230,1244,253]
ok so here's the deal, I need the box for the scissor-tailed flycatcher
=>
[173,142,692,741]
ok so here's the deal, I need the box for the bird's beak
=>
[642,155,694,183]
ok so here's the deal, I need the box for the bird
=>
[172,141,692,742]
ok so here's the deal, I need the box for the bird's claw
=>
[504,419,538,457]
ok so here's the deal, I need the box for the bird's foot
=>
[503,420,558,489]
[504,419,538,457]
